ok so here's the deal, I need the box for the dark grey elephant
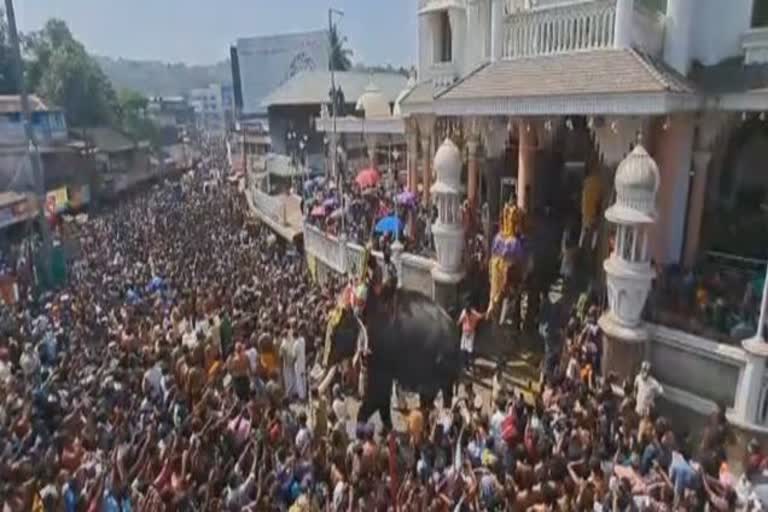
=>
[319,288,461,427]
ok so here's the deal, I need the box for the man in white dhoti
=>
[293,328,307,401]
[634,361,663,417]
[280,330,297,398]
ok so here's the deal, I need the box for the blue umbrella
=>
[374,215,402,235]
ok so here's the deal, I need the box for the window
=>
[435,11,452,63]
[754,0,768,27]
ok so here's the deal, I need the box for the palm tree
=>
[329,23,352,72]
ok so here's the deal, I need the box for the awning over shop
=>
[431,48,698,116]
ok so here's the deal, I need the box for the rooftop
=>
[0,95,53,114]
[261,71,408,108]
[438,49,694,102]
[69,126,143,153]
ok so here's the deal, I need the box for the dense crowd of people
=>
[0,139,766,511]
[302,173,436,257]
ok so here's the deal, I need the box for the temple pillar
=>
[366,134,378,169]
[650,114,694,265]
[406,123,419,193]
[614,0,635,50]
[421,134,433,206]
[490,0,505,62]
[517,119,537,211]
[682,150,712,268]
[417,116,436,206]
[467,137,480,210]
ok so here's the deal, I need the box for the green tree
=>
[0,9,17,94]
[329,24,352,71]
[117,88,162,148]
[117,88,148,118]
[25,19,117,126]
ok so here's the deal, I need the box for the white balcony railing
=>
[504,0,616,58]
[304,224,347,273]
[430,61,460,87]
[251,189,287,226]
[419,0,465,13]
[503,0,664,59]
[743,26,768,65]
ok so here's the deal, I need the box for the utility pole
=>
[5,0,52,286]
[328,7,344,234]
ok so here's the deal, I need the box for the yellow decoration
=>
[582,173,602,227]
[499,202,524,238]
[489,255,510,307]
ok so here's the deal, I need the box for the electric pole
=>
[5,0,52,286]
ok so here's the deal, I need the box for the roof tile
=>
[437,49,694,102]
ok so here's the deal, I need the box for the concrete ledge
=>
[663,383,719,416]
[649,323,747,366]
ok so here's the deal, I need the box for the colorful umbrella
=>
[322,197,338,208]
[396,190,418,206]
[374,215,402,235]
[310,205,326,217]
[355,168,380,188]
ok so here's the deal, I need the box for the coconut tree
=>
[329,23,352,72]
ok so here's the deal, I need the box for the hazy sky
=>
[16,0,418,67]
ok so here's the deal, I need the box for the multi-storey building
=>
[386,0,768,434]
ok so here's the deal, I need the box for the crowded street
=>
[6,0,768,509]
[0,138,761,511]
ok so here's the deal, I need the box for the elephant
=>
[319,288,461,428]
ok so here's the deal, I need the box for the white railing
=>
[304,224,347,273]
[251,189,287,226]
[503,0,616,58]
[430,61,460,87]
[304,224,437,294]
[631,3,664,56]
[419,0,465,13]
[743,27,768,65]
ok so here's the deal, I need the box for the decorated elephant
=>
[318,287,461,427]
[487,196,532,325]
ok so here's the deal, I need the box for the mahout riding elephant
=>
[319,288,461,428]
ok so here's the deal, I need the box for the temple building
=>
[393,0,768,434]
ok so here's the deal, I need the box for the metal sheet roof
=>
[261,71,408,107]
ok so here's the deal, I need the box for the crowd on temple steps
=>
[0,140,766,511]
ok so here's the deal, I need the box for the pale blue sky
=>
[16,0,418,66]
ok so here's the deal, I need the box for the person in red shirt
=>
[458,299,485,372]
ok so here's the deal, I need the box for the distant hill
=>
[95,56,232,97]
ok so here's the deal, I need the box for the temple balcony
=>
[742,26,768,65]
[503,0,665,59]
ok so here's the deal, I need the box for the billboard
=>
[236,30,329,116]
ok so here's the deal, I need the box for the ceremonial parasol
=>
[374,215,403,235]
[355,168,380,188]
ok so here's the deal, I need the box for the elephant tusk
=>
[318,365,337,394]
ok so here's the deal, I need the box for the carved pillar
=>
[467,137,480,210]
[406,121,419,193]
[682,113,731,268]
[614,0,635,49]
[517,119,537,211]
[366,134,378,169]
[490,0,506,62]
[421,135,432,205]
[682,150,712,267]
